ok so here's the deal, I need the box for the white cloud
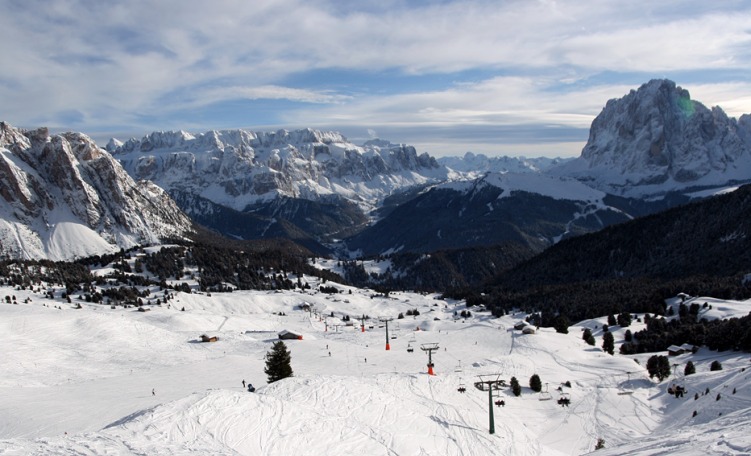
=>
[1,0,751,155]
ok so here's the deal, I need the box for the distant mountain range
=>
[1,79,750,261]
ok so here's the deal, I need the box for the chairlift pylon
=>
[617,371,634,395]
[539,383,552,401]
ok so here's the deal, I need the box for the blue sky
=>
[2,0,751,157]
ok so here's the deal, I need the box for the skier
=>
[242,379,246,388]
[152,388,155,396]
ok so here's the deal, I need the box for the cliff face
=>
[0,122,193,260]
[551,79,751,196]
[110,128,445,213]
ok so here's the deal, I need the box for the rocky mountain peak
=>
[552,79,751,196]
[111,127,446,214]
[0,122,193,260]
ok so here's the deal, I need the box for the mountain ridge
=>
[0,122,193,261]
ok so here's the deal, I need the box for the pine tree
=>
[710,360,723,371]
[684,361,696,376]
[553,315,569,334]
[646,355,671,382]
[602,331,615,355]
[510,376,521,396]
[529,374,542,392]
[264,341,293,383]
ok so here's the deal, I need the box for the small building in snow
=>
[680,343,697,353]
[514,321,528,331]
[200,334,218,343]
[522,326,536,335]
[278,330,303,340]
[667,345,684,356]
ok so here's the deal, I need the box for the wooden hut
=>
[278,330,303,340]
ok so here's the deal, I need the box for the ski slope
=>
[0,276,750,455]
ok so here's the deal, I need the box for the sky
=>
[2,0,751,158]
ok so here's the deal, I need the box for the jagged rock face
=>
[0,122,193,260]
[109,128,445,214]
[554,79,751,196]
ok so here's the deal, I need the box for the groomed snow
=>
[1,279,749,455]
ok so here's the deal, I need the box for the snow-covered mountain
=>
[110,130,450,211]
[345,171,631,256]
[439,152,571,175]
[550,79,751,197]
[0,122,193,260]
[108,129,456,244]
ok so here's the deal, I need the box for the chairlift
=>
[454,360,466,392]
[539,383,553,401]
[407,343,414,353]
[557,392,571,406]
[617,372,634,395]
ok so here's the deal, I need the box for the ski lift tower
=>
[474,374,505,435]
[379,316,394,350]
[420,343,439,375]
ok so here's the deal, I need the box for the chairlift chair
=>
[557,392,571,406]
[407,343,414,353]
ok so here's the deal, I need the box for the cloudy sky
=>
[2,0,751,157]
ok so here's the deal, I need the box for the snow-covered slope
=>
[110,129,453,214]
[1,274,749,455]
[550,79,751,197]
[0,122,193,260]
[441,171,608,203]
[345,171,630,256]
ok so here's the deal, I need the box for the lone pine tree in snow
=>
[582,328,596,346]
[265,341,293,383]
[602,331,615,355]
[510,376,522,396]
[529,374,542,392]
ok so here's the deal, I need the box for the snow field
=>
[1,281,750,455]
